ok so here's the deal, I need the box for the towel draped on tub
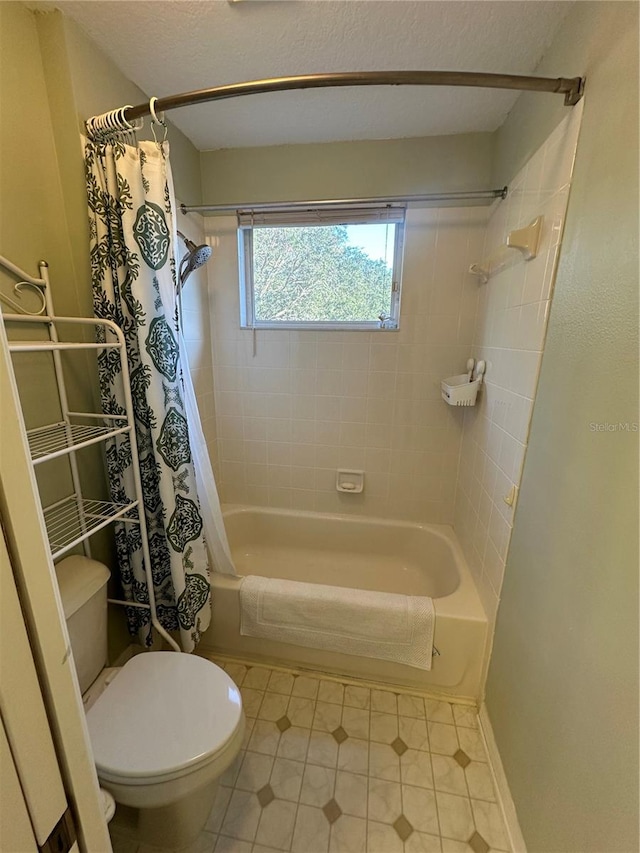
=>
[239,575,435,671]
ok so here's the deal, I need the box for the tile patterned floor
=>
[109,659,510,853]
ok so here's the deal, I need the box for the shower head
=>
[177,230,213,290]
[183,243,213,273]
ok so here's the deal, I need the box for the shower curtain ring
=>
[149,97,168,144]
[149,97,164,125]
[119,104,143,132]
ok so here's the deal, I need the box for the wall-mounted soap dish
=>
[336,470,364,493]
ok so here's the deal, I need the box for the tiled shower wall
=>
[205,207,487,523]
[178,208,219,473]
[453,103,584,622]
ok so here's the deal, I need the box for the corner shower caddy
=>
[0,254,180,651]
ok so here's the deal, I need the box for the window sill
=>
[240,322,399,332]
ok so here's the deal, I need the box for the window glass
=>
[238,208,404,330]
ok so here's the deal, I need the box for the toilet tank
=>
[55,556,111,694]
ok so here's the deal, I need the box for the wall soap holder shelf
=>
[441,360,485,406]
[336,469,364,494]
[469,216,544,283]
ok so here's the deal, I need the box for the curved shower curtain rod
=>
[85,71,583,213]
[119,70,584,123]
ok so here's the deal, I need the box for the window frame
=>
[237,206,405,331]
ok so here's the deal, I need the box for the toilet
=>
[56,555,245,850]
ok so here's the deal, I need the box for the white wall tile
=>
[205,200,555,526]
[453,104,583,614]
[178,210,219,471]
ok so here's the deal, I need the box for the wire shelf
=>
[43,496,139,559]
[27,421,130,464]
[8,340,122,352]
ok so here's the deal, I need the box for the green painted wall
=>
[199,133,493,208]
[0,5,74,297]
[32,10,202,326]
[0,2,128,658]
[486,3,639,851]
[0,3,93,484]
[58,14,202,206]
[0,3,202,660]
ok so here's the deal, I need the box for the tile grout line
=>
[214,783,234,850]
[452,717,480,848]
[212,662,250,848]
[297,677,320,848]
[424,696,444,845]
[285,681,316,853]
[363,697,370,850]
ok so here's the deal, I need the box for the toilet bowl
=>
[55,556,244,850]
[88,652,244,848]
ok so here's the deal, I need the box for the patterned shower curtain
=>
[85,138,211,651]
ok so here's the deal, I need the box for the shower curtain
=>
[85,136,234,651]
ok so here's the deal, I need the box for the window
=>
[238,206,405,330]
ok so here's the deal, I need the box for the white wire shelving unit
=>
[43,496,139,559]
[6,313,139,563]
[0,254,181,651]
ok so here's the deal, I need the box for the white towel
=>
[240,576,435,671]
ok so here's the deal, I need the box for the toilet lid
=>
[86,653,242,779]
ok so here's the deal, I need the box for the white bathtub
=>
[200,506,488,701]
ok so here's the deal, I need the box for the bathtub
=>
[200,507,488,702]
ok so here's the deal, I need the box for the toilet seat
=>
[86,653,243,785]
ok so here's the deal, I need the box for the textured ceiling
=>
[54,0,573,150]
